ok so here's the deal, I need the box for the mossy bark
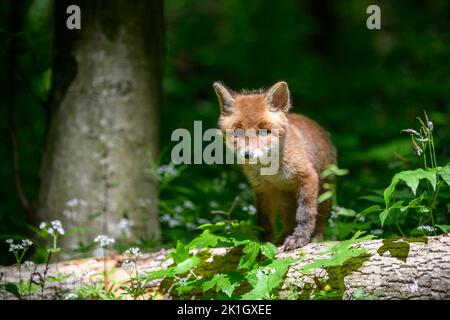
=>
[2,235,449,299]
[37,0,164,256]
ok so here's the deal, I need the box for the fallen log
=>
[1,234,449,299]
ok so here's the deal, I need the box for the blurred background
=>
[1,0,449,264]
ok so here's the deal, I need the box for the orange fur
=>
[214,81,337,250]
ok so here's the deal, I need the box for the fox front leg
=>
[283,172,319,250]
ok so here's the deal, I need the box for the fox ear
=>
[265,81,291,112]
[213,82,235,115]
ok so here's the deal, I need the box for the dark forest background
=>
[1,0,450,265]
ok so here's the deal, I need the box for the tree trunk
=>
[2,235,449,299]
[38,0,164,256]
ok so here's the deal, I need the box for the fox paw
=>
[282,236,310,251]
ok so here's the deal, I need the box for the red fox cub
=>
[213,81,337,250]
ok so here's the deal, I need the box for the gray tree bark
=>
[1,235,449,299]
[37,0,164,256]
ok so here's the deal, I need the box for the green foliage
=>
[74,282,120,300]
[360,112,450,236]
[301,231,374,273]
[143,219,296,299]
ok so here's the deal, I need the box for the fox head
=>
[213,81,291,165]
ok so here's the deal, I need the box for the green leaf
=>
[380,201,403,227]
[436,225,450,233]
[358,195,384,204]
[145,268,175,281]
[242,258,295,300]
[359,205,382,216]
[187,229,226,249]
[301,231,374,273]
[4,283,21,299]
[173,256,201,274]
[170,241,190,264]
[260,242,277,260]
[438,165,450,186]
[238,241,260,270]
[402,169,436,195]
[320,164,349,178]
[318,191,333,204]
[384,174,401,206]
[384,169,436,206]
[202,273,242,297]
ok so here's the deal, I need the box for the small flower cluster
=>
[178,277,189,286]
[94,235,115,247]
[121,259,136,272]
[401,114,434,157]
[118,218,134,237]
[64,293,78,300]
[63,198,88,220]
[156,163,178,177]
[40,220,65,236]
[417,225,436,232]
[160,213,182,228]
[23,260,35,270]
[6,238,33,252]
[125,247,143,258]
[256,267,276,279]
[371,229,383,235]
[66,198,88,208]
[242,204,257,215]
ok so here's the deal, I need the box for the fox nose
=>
[244,151,250,159]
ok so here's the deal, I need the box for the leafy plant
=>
[359,112,450,236]
[142,200,297,299]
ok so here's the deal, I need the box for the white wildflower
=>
[178,277,188,286]
[65,293,78,300]
[21,239,33,247]
[125,247,143,258]
[39,222,47,230]
[186,222,197,230]
[50,220,65,235]
[168,218,181,228]
[63,209,76,220]
[256,270,263,280]
[7,238,32,252]
[121,259,136,272]
[118,218,134,237]
[197,218,210,225]
[174,205,183,213]
[243,205,256,215]
[417,225,436,232]
[66,198,79,207]
[23,260,35,270]
[183,200,195,209]
[94,235,115,247]
[157,164,178,177]
[209,201,219,208]
[159,214,171,222]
